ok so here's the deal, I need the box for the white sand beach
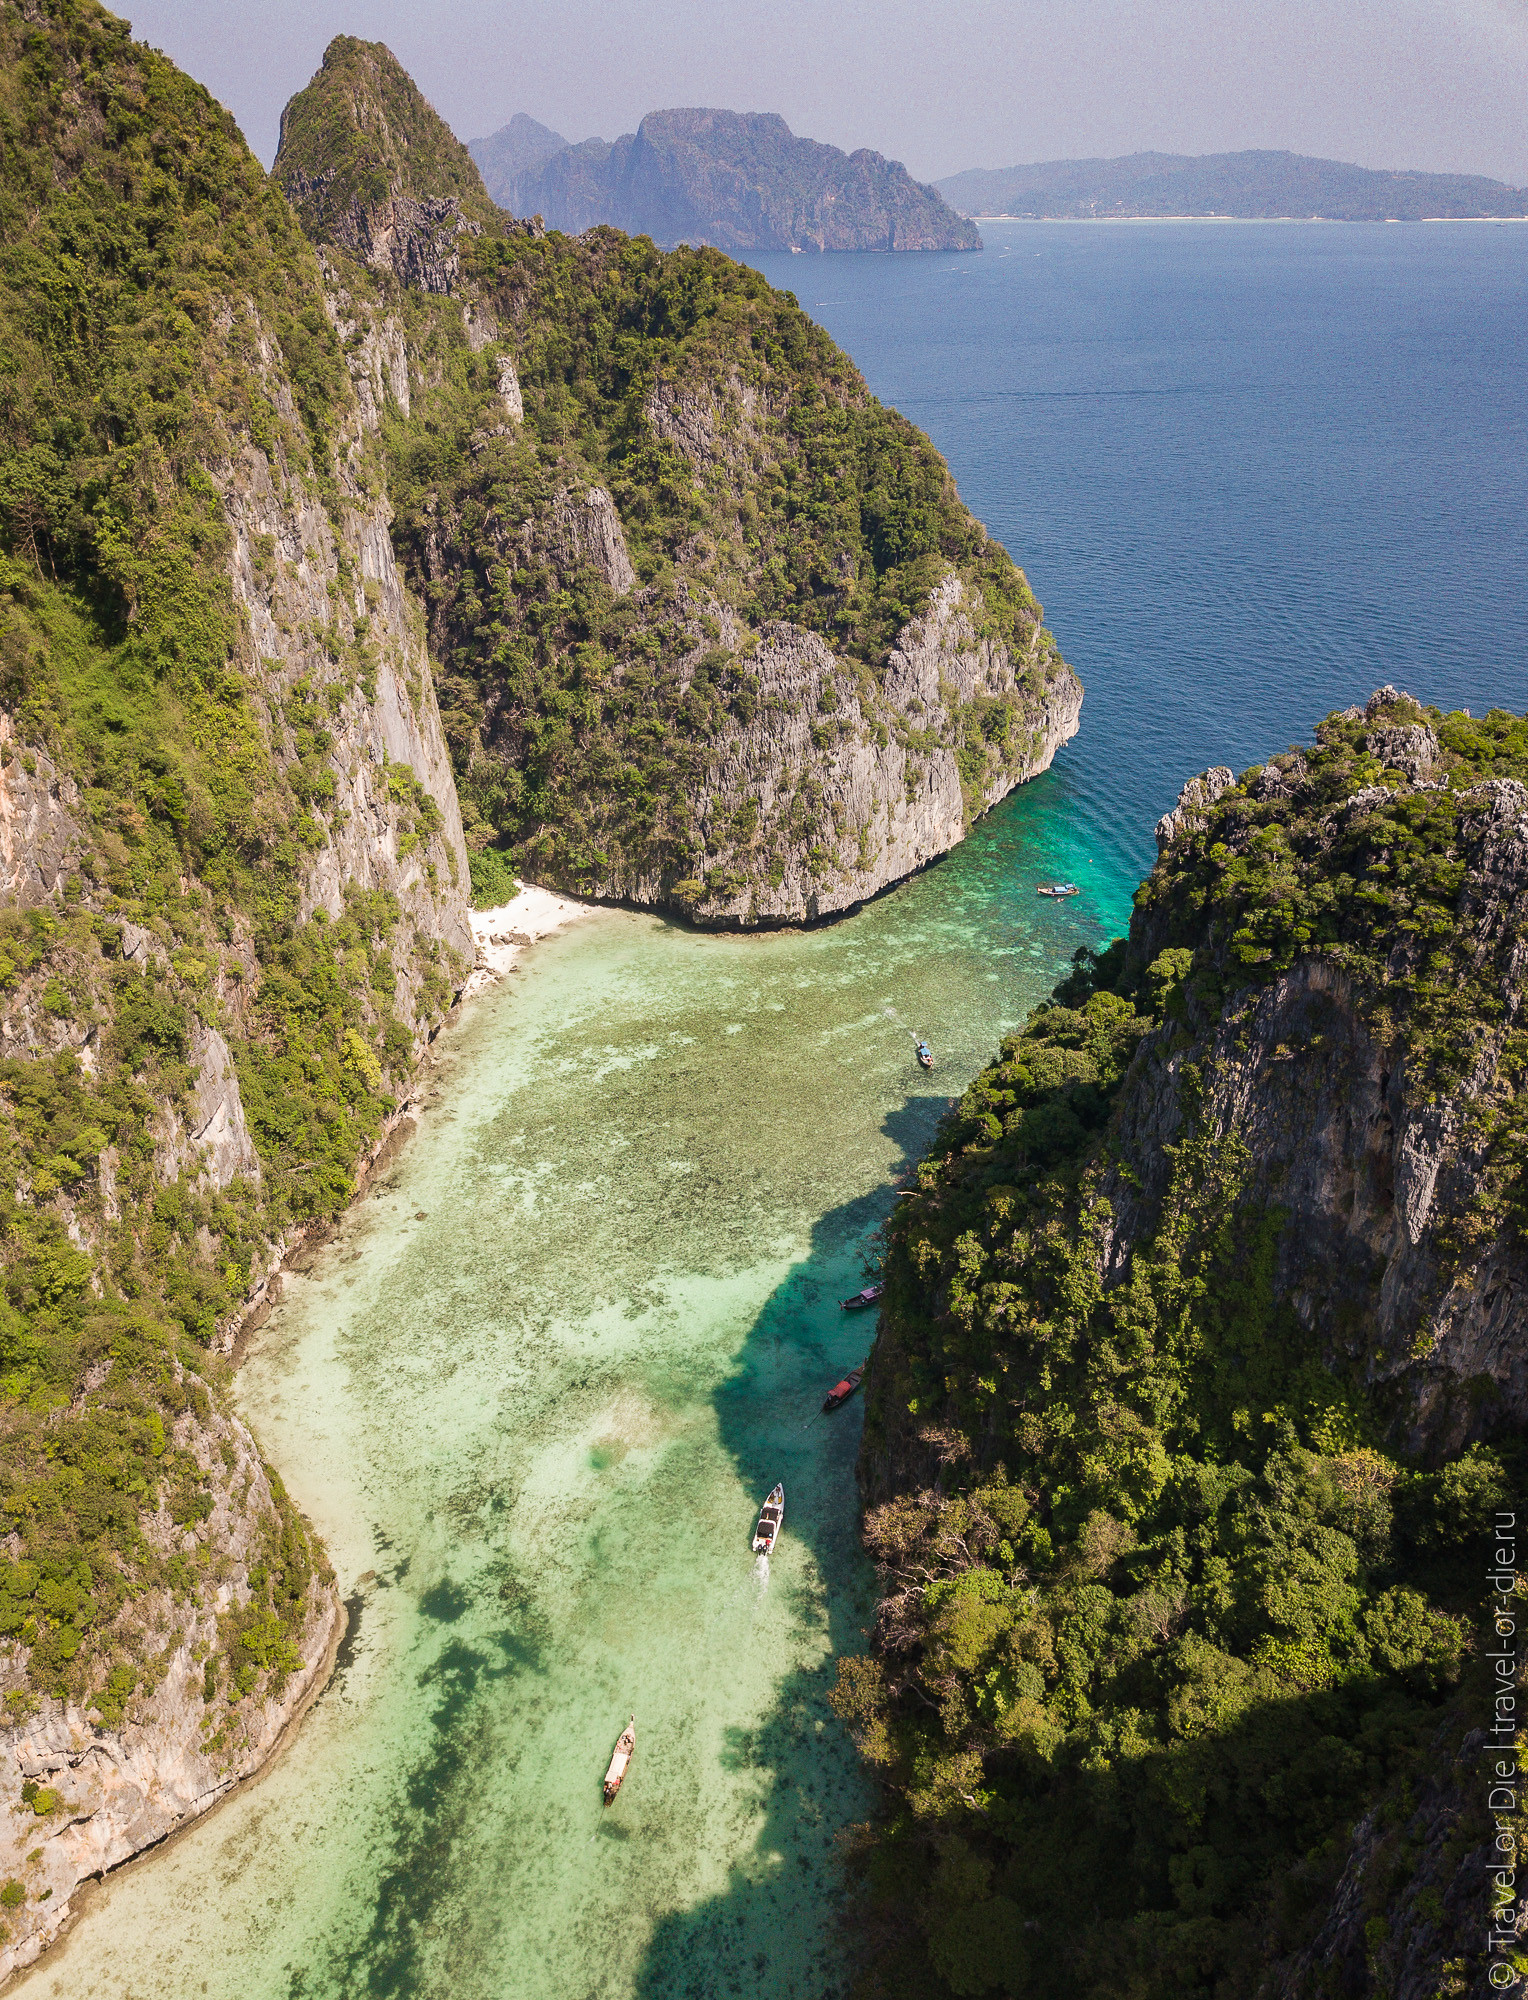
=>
[466,881,596,995]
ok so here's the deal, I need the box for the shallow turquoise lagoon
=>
[26,792,1105,2000]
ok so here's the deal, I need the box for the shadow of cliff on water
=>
[628,1094,949,2000]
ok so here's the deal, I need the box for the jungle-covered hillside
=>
[842,691,1528,1998]
[275,37,1077,923]
[0,0,468,1747]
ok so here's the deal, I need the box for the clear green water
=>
[26,779,1119,2000]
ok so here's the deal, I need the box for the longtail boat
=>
[916,1041,934,1069]
[841,1283,883,1311]
[603,1716,635,1804]
[752,1484,784,1554]
[823,1365,864,1412]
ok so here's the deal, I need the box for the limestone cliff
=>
[843,687,1527,1999]
[571,572,1080,925]
[0,1384,341,1983]
[1109,689,1528,1454]
[276,39,1078,926]
[0,3,471,1971]
[472,106,983,254]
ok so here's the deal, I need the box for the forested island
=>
[937,148,1528,220]
[469,107,982,252]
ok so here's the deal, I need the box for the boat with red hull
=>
[823,1365,864,1412]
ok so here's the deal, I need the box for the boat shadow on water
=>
[630,1095,948,2000]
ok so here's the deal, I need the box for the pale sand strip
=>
[465,881,596,995]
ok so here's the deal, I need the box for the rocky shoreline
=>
[0,881,595,1986]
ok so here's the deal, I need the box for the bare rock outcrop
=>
[0,1385,341,1983]
[541,487,636,597]
[218,291,473,987]
[585,571,1081,926]
[1155,763,1235,852]
[0,726,85,907]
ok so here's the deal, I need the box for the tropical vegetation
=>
[839,694,1528,1996]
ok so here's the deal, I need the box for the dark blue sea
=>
[747,222,1528,931]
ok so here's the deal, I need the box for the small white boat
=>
[752,1484,784,1554]
[603,1716,635,1804]
[1037,882,1081,899]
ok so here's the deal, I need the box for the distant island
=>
[936,148,1528,221]
[469,107,981,252]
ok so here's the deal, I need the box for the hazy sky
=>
[125,0,1528,186]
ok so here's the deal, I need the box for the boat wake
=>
[753,1553,770,1590]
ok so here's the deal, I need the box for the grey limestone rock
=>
[0,1381,341,1982]
[0,727,85,906]
[483,108,982,253]
[283,173,481,294]
[187,1027,262,1190]
[541,487,635,597]
[1155,764,1235,853]
[581,571,1082,926]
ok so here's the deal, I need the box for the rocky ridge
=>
[846,687,1527,1998]
[471,106,982,253]
[0,4,471,1971]
[280,39,1075,925]
[1114,690,1528,1450]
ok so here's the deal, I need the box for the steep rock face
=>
[0,730,86,907]
[216,292,472,982]
[0,1383,341,1984]
[276,40,1074,926]
[0,6,473,1963]
[289,182,482,295]
[580,572,1080,925]
[1113,713,1528,1457]
[1260,1716,1526,2000]
[476,107,983,253]
[846,689,1528,1999]
[539,487,636,597]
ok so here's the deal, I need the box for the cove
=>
[21,785,1106,2000]
[24,219,1526,1999]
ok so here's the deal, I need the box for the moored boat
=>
[752,1483,784,1554]
[1037,882,1081,899]
[916,1040,934,1069]
[603,1716,635,1803]
[841,1283,883,1311]
[823,1365,864,1412]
